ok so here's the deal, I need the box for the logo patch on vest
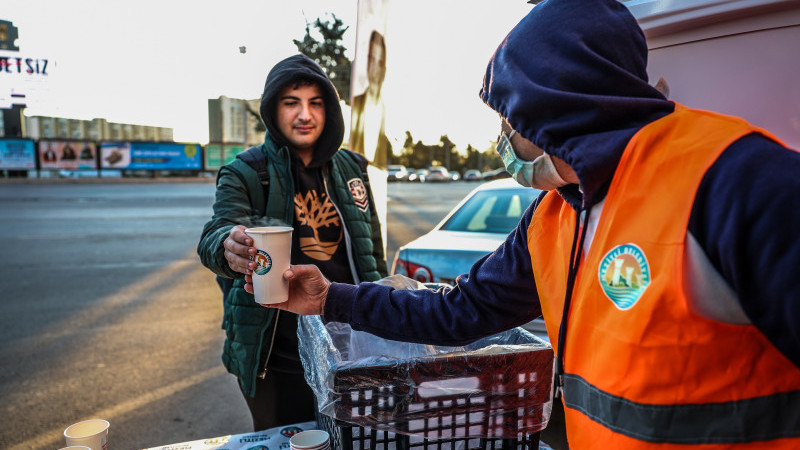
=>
[598,244,650,309]
[348,178,369,212]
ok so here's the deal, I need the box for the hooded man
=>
[245,1,800,448]
[197,54,387,431]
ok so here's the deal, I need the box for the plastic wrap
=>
[298,275,554,439]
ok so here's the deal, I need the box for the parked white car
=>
[391,178,547,339]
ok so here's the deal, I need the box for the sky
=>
[3,0,535,151]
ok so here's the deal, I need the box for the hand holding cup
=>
[224,225,256,275]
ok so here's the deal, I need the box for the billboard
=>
[349,1,389,171]
[0,49,53,109]
[39,140,97,170]
[205,144,223,170]
[222,144,245,166]
[350,0,391,252]
[204,143,246,170]
[99,141,202,170]
[0,138,35,169]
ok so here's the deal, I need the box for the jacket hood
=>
[260,54,345,168]
[480,0,674,208]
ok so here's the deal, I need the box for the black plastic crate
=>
[300,316,553,450]
[317,410,542,450]
[328,341,552,438]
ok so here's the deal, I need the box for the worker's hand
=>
[224,225,255,275]
[245,265,329,315]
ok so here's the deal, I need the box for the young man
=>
[258,1,800,448]
[197,54,387,431]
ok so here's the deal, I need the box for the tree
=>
[293,14,352,103]
[440,135,455,170]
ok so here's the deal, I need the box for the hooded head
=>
[260,54,345,167]
[480,0,674,207]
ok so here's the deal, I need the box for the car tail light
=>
[393,258,434,283]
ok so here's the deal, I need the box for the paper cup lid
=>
[245,226,293,234]
[64,419,110,438]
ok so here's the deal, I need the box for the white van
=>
[624,0,800,149]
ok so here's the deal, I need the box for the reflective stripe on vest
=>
[529,104,800,448]
[564,373,800,444]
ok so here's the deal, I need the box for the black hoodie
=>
[259,54,344,168]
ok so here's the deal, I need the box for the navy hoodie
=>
[323,0,800,369]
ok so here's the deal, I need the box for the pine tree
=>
[293,14,352,104]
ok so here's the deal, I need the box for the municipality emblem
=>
[253,249,273,275]
[598,244,650,309]
[348,178,369,212]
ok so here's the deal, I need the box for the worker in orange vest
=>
[246,0,800,448]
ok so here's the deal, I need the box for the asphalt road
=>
[0,179,478,450]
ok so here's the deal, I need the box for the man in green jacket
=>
[198,54,387,431]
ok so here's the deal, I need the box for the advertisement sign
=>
[0,49,54,109]
[205,144,223,170]
[99,141,202,170]
[0,138,35,169]
[350,0,391,252]
[39,140,97,170]
[222,144,245,166]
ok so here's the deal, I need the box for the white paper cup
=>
[289,430,330,450]
[64,419,109,450]
[245,226,293,304]
[59,447,92,450]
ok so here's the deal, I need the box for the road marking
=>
[8,365,227,450]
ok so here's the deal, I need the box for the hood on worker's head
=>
[480,0,674,208]
[260,54,345,168]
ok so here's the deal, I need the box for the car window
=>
[441,188,539,233]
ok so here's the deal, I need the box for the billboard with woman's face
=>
[349,0,390,171]
[350,0,391,253]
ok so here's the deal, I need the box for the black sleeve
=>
[689,133,800,368]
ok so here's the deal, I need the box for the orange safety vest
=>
[529,104,800,448]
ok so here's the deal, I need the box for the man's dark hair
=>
[288,76,320,91]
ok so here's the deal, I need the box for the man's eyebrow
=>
[278,95,324,101]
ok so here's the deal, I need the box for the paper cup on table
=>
[63,419,109,450]
[245,226,293,304]
[290,430,330,450]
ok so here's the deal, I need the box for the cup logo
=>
[254,249,273,275]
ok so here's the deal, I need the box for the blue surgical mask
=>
[497,130,534,187]
[497,130,568,190]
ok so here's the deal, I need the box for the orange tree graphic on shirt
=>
[294,190,343,261]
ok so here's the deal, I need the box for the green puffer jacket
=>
[197,139,387,397]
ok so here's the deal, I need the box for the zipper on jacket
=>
[258,310,280,379]
[322,175,361,284]
[553,208,591,399]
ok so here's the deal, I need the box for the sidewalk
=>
[0,175,216,185]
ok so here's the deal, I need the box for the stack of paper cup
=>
[289,430,330,450]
